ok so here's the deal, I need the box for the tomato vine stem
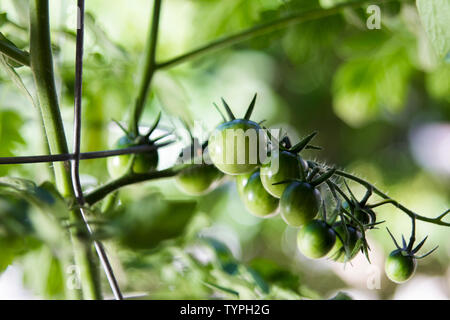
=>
[127,0,392,139]
[334,169,450,227]
[128,0,162,136]
[156,0,390,70]
[84,164,191,205]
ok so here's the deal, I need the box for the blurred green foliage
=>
[0,0,448,299]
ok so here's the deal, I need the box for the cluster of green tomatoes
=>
[106,96,438,285]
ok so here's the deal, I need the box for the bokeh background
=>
[0,0,449,299]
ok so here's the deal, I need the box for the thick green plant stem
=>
[128,0,162,136]
[29,0,101,299]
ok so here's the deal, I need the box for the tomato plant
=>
[0,0,448,301]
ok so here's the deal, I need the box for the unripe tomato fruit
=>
[280,181,321,227]
[176,164,223,196]
[385,249,417,283]
[297,220,336,259]
[236,171,253,198]
[208,119,266,175]
[328,222,362,262]
[240,170,279,218]
[107,136,158,179]
[260,151,307,198]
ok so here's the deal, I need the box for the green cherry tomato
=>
[297,220,336,259]
[385,249,417,283]
[260,151,307,198]
[241,170,279,218]
[328,222,362,262]
[208,119,266,175]
[280,181,321,227]
[236,171,253,198]
[176,164,224,196]
[107,136,158,178]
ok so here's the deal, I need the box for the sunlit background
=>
[0,0,449,300]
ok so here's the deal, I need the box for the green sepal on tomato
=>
[328,222,362,262]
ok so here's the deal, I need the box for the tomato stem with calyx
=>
[316,165,450,227]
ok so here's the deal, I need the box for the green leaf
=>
[0,110,26,175]
[108,193,197,249]
[21,246,65,299]
[426,64,450,103]
[0,178,67,218]
[0,237,30,273]
[0,195,33,236]
[249,258,300,292]
[0,13,7,27]
[0,53,36,106]
[416,0,450,61]
[0,195,42,272]
[202,281,240,297]
[0,178,69,248]
[332,40,413,127]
